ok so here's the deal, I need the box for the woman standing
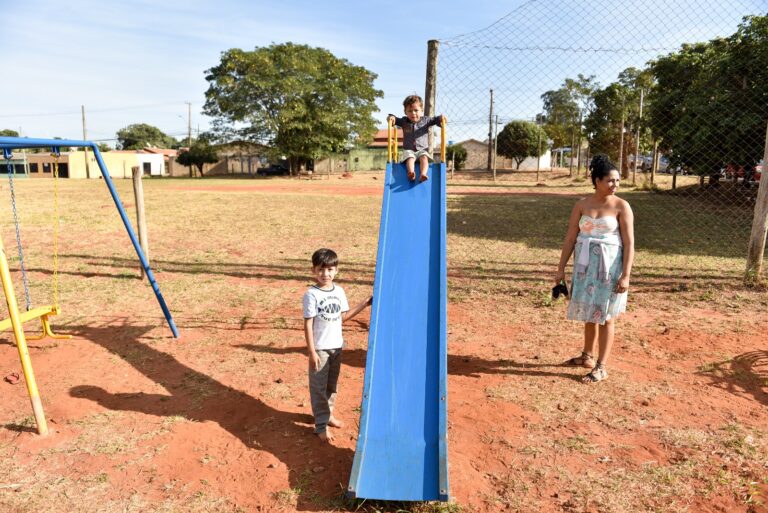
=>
[555,155,635,383]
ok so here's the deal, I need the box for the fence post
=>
[745,122,768,282]
[132,166,149,280]
[425,39,439,156]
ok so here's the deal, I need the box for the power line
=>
[0,100,205,119]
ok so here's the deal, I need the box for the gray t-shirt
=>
[390,115,444,151]
[303,285,350,350]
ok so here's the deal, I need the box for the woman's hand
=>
[615,276,630,294]
[554,269,566,284]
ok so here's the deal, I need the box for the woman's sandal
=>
[565,352,595,369]
[582,364,608,384]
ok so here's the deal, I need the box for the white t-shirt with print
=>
[303,285,350,350]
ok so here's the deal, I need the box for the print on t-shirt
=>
[317,296,343,322]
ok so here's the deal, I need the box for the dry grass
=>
[0,175,766,512]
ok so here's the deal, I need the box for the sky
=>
[1,0,765,146]
[0,0,505,144]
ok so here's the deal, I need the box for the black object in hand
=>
[552,281,569,299]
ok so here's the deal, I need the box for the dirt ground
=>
[0,173,766,513]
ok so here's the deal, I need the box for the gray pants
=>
[308,348,342,433]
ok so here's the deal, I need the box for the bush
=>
[445,144,468,170]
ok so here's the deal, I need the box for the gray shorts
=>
[400,149,433,163]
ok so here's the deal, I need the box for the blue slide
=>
[347,162,449,502]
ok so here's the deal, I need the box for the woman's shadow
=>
[67,323,352,511]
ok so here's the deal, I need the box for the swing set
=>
[0,148,70,340]
[0,137,179,436]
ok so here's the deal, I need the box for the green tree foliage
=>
[0,129,19,137]
[445,143,468,170]
[540,74,596,149]
[203,43,382,173]
[646,15,768,176]
[176,139,219,177]
[116,123,178,150]
[496,121,548,169]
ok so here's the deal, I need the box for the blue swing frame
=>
[0,136,179,338]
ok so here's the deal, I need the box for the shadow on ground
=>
[67,322,350,512]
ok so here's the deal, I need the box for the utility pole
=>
[487,89,494,173]
[82,105,91,179]
[492,115,499,183]
[633,89,644,186]
[186,102,192,147]
[536,117,542,183]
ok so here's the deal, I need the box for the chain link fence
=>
[435,0,768,285]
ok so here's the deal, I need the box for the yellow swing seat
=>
[0,304,71,340]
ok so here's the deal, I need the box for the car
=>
[257,162,290,176]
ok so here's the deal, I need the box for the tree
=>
[176,139,219,177]
[445,144,468,170]
[0,129,19,137]
[116,123,178,150]
[203,43,382,174]
[646,15,768,178]
[496,121,548,169]
[540,74,597,150]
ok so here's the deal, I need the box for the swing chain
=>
[4,150,32,311]
[52,149,60,307]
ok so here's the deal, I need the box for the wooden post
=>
[0,234,48,435]
[425,40,439,155]
[745,121,768,282]
[132,166,149,279]
[650,139,658,185]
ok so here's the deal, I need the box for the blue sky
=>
[0,0,505,144]
[1,0,765,145]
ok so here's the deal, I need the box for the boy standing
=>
[387,94,447,182]
[303,248,372,442]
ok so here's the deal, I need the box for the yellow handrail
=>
[387,120,392,163]
[394,122,398,162]
[441,117,447,163]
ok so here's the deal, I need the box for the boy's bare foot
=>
[407,169,416,181]
[328,417,344,428]
[419,173,429,182]
[317,429,335,442]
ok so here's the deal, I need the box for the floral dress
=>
[566,215,627,325]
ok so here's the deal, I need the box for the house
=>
[18,150,164,179]
[452,138,552,171]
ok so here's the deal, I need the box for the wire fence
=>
[435,0,768,283]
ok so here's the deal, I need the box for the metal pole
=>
[91,145,179,338]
